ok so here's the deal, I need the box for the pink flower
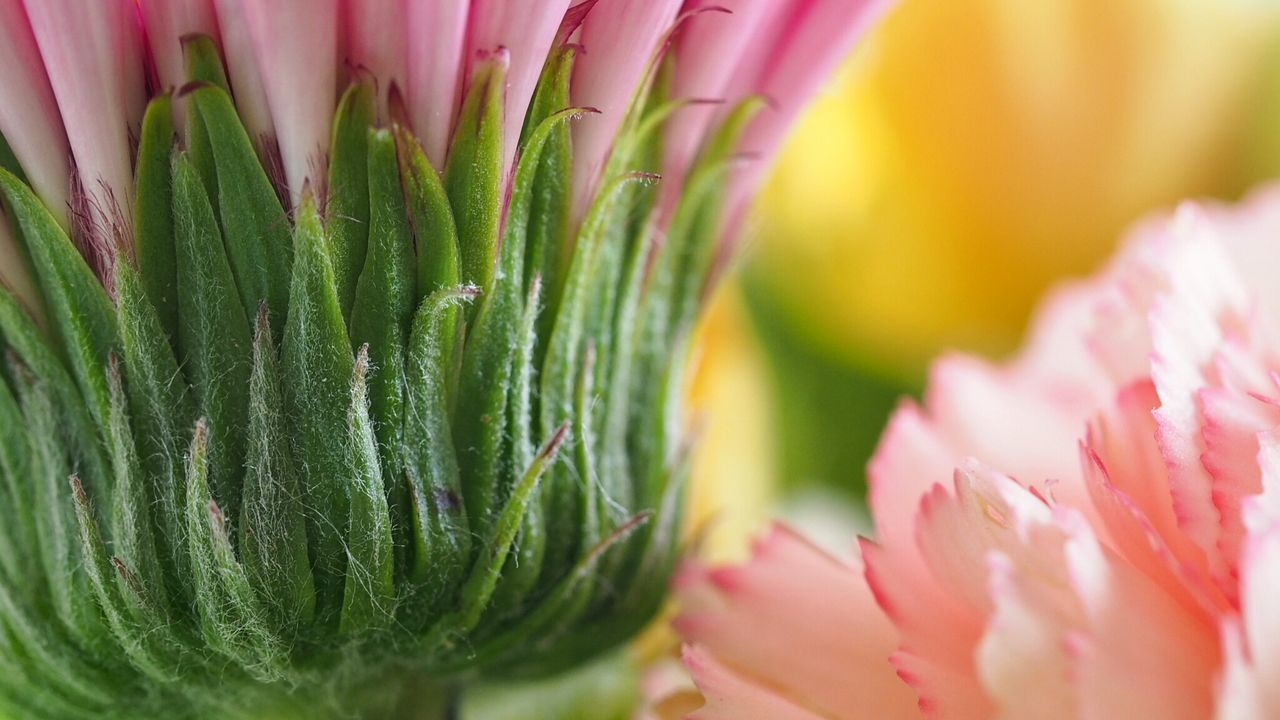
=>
[674,185,1280,719]
[0,0,882,289]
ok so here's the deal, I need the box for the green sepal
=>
[456,106,592,540]
[401,287,476,623]
[446,511,652,673]
[10,364,107,651]
[181,34,230,93]
[340,345,396,635]
[398,126,461,420]
[186,85,293,334]
[172,152,252,521]
[0,291,110,494]
[184,420,286,682]
[0,571,116,712]
[70,476,177,683]
[0,168,118,434]
[114,260,195,611]
[326,81,376,321]
[666,97,767,337]
[537,172,658,584]
[242,304,315,631]
[0,378,34,584]
[444,54,505,296]
[281,192,355,623]
[104,357,168,618]
[519,45,578,327]
[133,95,179,344]
[453,421,569,634]
[349,127,415,560]
[487,277,547,618]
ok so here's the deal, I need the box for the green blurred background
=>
[684,0,1280,559]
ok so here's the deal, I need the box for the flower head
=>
[0,0,877,717]
[674,185,1280,718]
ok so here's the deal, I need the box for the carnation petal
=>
[683,645,828,720]
[675,524,918,719]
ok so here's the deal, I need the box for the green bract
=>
[0,36,747,720]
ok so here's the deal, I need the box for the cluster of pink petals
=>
[673,185,1280,719]
[0,0,886,298]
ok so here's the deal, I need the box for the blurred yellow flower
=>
[753,0,1280,380]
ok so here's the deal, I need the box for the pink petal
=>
[568,0,681,219]
[1216,619,1268,720]
[1200,385,1277,573]
[1236,523,1280,714]
[24,0,146,267]
[405,0,470,170]
[975,553,1079,720]
[212,0,276,150]
[0,0,70,226]
[342,0,407,119]
[662,0,772,195]
[1067,522,1219,720]
[1149,208,1254,583]
[465,0,572,180]
[241,0,339,205]
[675,524,918,719]
[1086,380,1217,587]
[1079,439,1226,619]
[682,645,827,720]
[721,0,895,240]
[139,0,220,93]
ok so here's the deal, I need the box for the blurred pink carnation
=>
[672,184,1280,719]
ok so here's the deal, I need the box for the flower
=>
[0,0,884,717]
[673,184,1280,718]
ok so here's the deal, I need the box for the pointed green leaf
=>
[187,85,293,332]
[10,365,106,650]
[0,379,32,585]
[402,286,476,621]
[181,34,230,92]
[0,291,110,492]
[104,357,168,617]
[71,477,177,682]
[444,55,504,296]
[456,106,593,538]
[398,127,460,303]
[455,422,568,633]
[281,193,355,622]
[114,260,194,610]
[0,167,118,432]
[173,151,252,520]
[398,126,461,421]
[340,345,395,635]
[185,419,287,681]
[520,45,578,327]
[349,127,415,548]
[537,172,657,582]
[326,81,375,321]
[241,304,315,630]
[133,95,178,344]
[488,276,548,617]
